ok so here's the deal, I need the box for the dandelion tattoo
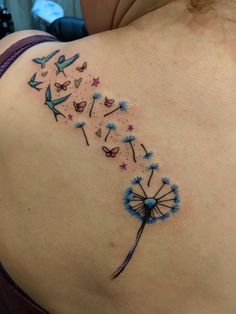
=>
[104,101,128,117]
[105,123,117,142]
[89,92,102,117]
[75,121,89,146]
[147,163,159,187]
[112,176,180,279]
[122,135,137,163]
[141,143,154,160]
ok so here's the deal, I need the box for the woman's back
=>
[0,2,235,314]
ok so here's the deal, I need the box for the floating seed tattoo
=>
[44,84,71,121]
[147,163,159,187]
[141,143,154,160]
[28,73,43,91]
[104,101,128,117]
[111,177,180,279]
[55,53,79,76]
[89,92,102,117]
[75,121,89,146]
[105,123,117,142]
[122,135,137,163]
[32,49,60,68]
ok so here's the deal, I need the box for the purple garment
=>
[0,34,57,78]
[0,34,58,313]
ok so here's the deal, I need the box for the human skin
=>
[0,1,236,314]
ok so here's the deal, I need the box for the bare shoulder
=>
[0,30,51,54]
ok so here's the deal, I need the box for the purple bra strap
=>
[0,34,58,78]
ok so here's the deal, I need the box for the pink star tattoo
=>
[127,124,134,132]
[120,162,127,170]
[91,77,100,87]
[68,114,73,120]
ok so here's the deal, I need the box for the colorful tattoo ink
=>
[104,100,128,117]
[74,77,82,88]
[44,84,71,121]
[102,146,119,158]
[28,72,43,91]
[104,97,115,107]
[54,81,71,92]
[122,135,137,163]
[55,53,79,76]
[73,100,87,113]
[28,48,181,280]
[76,61,87,72]
[75,121,89,146]
[111,177,180,279]
[105,123,117,142]
[89,92,102,117]
[32,49,60,68]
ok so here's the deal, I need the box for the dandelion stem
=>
[141,144,148,154]
[153,183,165,198]
[155,205,164,216]
[89,98,96,117]
[104,106,119,117]
[147,170,154,187]
[158,198,175,203]
[138,182,147,198]
[129,142,136,163]
[105,129,111,142]
[81,126,89,146]
[156,190,173,201]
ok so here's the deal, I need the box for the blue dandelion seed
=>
[122,135,137,163]
[104,100,128,117]
[143,151,154,160]
[105,123,117,142]
[74,121,89,146]
[89,92,102,117]
[147,163,160,187]
[131,176,143,185]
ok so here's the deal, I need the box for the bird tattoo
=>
[32,50,60,68]
[44,84,71,121]
[55,53,79,77]
[28,73,43,91]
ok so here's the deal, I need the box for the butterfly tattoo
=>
[73,100,87,113]
[54,81,71,92]
[102,146,120,158]
[104,97,115,107]
[76,62,87,72]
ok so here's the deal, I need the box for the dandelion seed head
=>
[122,135,136,143]
[106,123,117,130]
[162,177,170,185]
[92,91,102,100]
[159,213,170,221]
[174,195,181,205]
[171,184,179,193]
[143,151,154,160]
[75,121,86,128]
[171,205,180,214]
[131,176,143,185]
[147,163,159,171]
[119,101,128,112]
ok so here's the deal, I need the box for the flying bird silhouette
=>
[44,84,71,121]
[28,73,43,91]
[55,53,79,76]
[32,50,60,68]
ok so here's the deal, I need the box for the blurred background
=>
[0,0,88,41]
